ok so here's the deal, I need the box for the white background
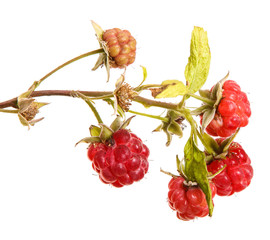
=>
[0,0,268,239]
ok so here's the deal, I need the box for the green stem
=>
[128,110,168,122]
[85,100,103,124]
[74,91,103,124]
[38,48,104,85]
[187,93,215,105]
[133,96,179,110]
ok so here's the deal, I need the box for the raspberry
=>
[102,28,136,68]
[207,140,253,196]
[168,177,216,221]
[87,129,149,187]
[203,80,251,137]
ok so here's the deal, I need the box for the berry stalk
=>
[37,48,104,85]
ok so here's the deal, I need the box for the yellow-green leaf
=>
[185,26,211,94]
[154,80,188,99]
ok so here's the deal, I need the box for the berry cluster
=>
[87,129,149,187]
[168,177,216,221]
[0,21,254,224]
[102,28,137,68]
[204,80,251,137]
[207,139,253,196]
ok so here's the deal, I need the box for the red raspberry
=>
[203,80,251,137]
[102,28,136,68]
[168,177,216,221]
[87,129,149,187]
[207,140,253,196]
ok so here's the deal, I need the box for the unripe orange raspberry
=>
[102,28,136,68]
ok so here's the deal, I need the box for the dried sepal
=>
[90,21,112,82]
[17,96,48,129]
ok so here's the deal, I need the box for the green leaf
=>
[154,80,188,98]
[185,26,211,94]
[184,136,214,216]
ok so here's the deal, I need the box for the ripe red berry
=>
[102,28,136,68]
[203,80,251,137]
[207,140,253,196]
[87,129,149,187]
[168,177,216,221]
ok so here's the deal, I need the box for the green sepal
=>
[219,128,239,153]
[201,108,216,133]
[153,110,184,146]
[119,115,135,130]
[75,136,101,146]
[110,115,122,131]
[184,135,214,216]
[190,104,211,116]
[199,89,211,99]
[200,130,220,155]
[89,125,101,137]
[198,72,230,132]
[168,121,183,138]
[99,124,114,142]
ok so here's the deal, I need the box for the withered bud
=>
[116,83,136,112]
[20,102,39,121]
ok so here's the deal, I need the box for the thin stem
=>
[0,90,113,109]
[0,109,19,114]
[160,168,179,178]
[38,48,104,85]
[133,95,179,110]
[74,91,104,124]
[0,90,181,112]
[128,110,168,122]
[86,100,103,124]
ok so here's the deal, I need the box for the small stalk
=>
[38,48,104,85]
[160,168,179,178]
[74,92,103,124]
[128,110,168,122]
[0,109,19,114]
